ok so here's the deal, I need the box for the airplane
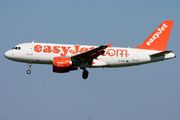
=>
[4,20,176,79]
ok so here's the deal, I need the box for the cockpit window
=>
[12,47,21,50]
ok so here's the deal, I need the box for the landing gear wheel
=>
[27,63,32,74]
[27,70,31,74]
[82,70,89,79]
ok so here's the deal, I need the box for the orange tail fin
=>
[135,20,174,51]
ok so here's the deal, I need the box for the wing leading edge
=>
[71,43,112,66]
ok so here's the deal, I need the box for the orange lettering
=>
[80,47,89,53]
[53,46,60,53]
[34,45,42,52]
[107,49,116,57]
[34,45,128,58]
[116,49,128,57]
[60,46,71,56]
[43,45,52,53]
[89,47,95,50]
[69,45,80,54]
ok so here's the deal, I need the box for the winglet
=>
[107,43,113,48]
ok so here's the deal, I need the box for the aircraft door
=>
[27,44,33,55]
[133,50,139,61]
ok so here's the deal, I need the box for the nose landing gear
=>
[27,63,32,74]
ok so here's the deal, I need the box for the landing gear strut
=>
[27,63,32,74]
[82,70,89,79]
[81,62,89,79]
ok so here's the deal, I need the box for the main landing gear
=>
[82,69,89,79]
[81,62,89,79]
[27,63,32,74]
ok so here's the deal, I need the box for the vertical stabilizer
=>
[135,20,174,51]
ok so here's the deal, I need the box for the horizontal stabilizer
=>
[150,51,172,57]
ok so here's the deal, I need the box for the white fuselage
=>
[4,42,176,68]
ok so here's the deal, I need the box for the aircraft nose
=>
[4,50,11,59]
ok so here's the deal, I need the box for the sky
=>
[0,0,180,120]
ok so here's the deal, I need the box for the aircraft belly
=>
[91,59,107,67]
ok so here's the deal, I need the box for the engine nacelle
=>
[53,57,77,73]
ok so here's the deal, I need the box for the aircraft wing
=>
[71,43,112,65]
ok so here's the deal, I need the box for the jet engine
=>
[53,57,77,73]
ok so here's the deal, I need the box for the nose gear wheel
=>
[27,70,31,74]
